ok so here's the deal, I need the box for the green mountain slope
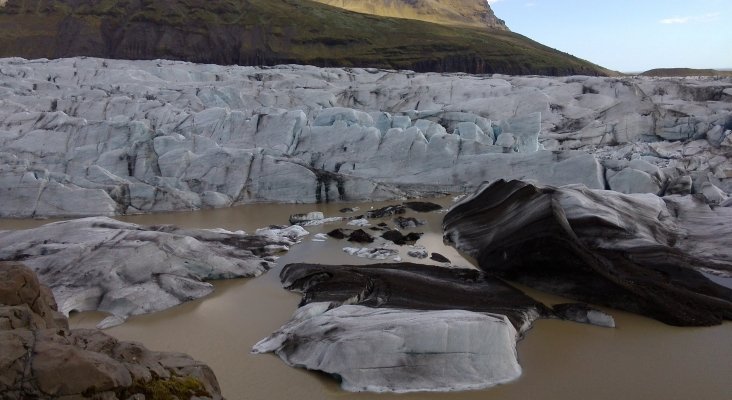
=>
[0,0,610,76]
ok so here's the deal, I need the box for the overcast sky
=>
[488,0,732,72]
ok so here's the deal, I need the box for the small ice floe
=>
[347,218,371,227]
[203,228,246,235]
[343,247,399,260]
[407,246,429,259]
[290,211,325,225]
[256,225,310,242]
[303,217,343,226]
[312,233,329,242]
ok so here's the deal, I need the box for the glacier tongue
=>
[1,57,730,217]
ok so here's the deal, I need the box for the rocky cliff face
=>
[0,0,603,76]
[311,0,509,30]
[0,262,224,400]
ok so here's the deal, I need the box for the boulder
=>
[402,201,442,212]
[0,262,66,330]
[346,229,375,243]
[381,230,422,245]
[430,253,451,263]
[0,262,223,400]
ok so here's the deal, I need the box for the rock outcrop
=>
[11,58,731,217]
[443,179,732,326]
[0,261,223,400]
[311,0,509,30]
[0,217,308,328]
[254,262,614,392]
[0,262,67,331]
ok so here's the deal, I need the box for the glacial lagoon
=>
[2,199,725,399]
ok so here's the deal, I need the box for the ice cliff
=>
[0,57,730,218]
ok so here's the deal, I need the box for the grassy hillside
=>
[0,0,610,76]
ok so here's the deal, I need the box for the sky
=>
[487,0,732,72]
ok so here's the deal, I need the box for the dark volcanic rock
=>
[366,205,406,219]
[394,216,426,229]
[0,262,67,331]
[279,262,549,330]
[403,201,443,212]
[443,179,732,326]
[347,229,375,243]
[406,233,422,242]
[430,252,451,263]
[0,262,223,400]
[381,230,423,245]
[327,228,349,239]
[328,228,377,243]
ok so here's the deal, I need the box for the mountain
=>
[310,0,508,30]
[0,0,609,76]
[640,68,732,77]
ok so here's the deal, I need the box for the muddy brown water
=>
[2,198,731,400]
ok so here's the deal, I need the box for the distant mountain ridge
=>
[311,0,508,30]
[0,0,608,76]
[640,68,732,77]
